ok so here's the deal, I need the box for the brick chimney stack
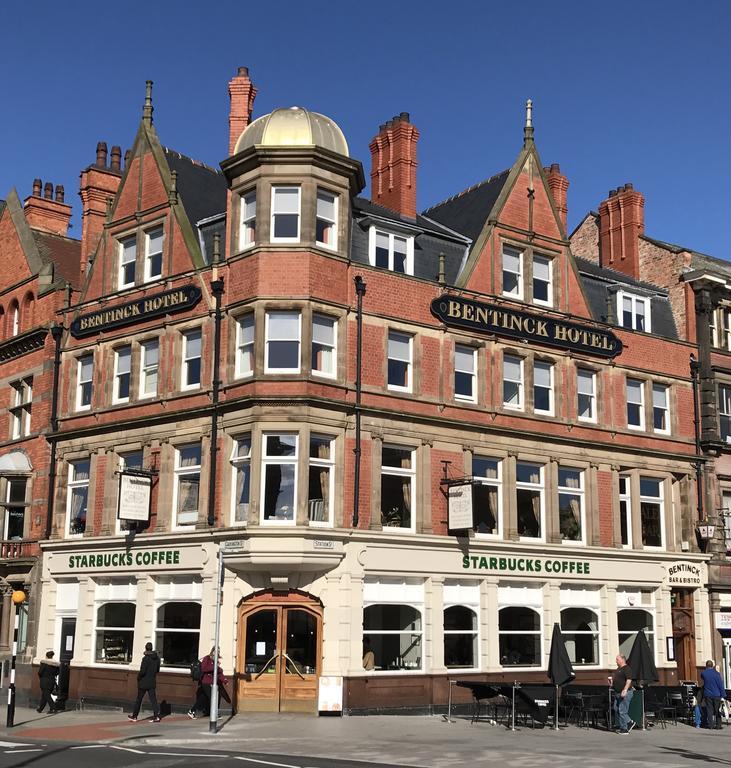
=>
[78,140,123,279]
[369,113,419,219]
[228,66,257,155]
[598,183,645,279]
[23,178,72,236]
[544,163,569,233]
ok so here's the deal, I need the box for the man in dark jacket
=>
[36,650,59,713]
[701,659,726,729]
[128,643,161,722]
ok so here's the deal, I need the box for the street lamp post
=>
[6,590,27,728]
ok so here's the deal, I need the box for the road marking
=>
[0,742,34,747]
[70,745,107,749]
[4,749,43,754]
[147,752,229,758]
[234,758,301,768]
[110,745,146,754]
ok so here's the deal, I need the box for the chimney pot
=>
[609,189,617,198]
[124,149,131,169]
[399,112,410,122]
[550,163,560,172]
[624,182,633,191]
[96,141,108,167]
[379,123,386,132]
[43,182,53,200]
[110,146,122,171]
[32,179,42,197]
[55,185,65,203]
[237,66,249,76]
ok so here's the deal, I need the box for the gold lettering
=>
[508,315,522,332]
[567,328,581,344]
[523,317,535,334]
[475,307,489,325]
[463,304,474,321]
[448,300,462,318]
[554,324,568,342]
[536,320,549,337]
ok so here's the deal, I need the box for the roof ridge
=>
[31,228,81,244]
[162,146,222,175]
[423,169,509,212]
[575,255,667,292]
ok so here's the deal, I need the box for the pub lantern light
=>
[696,522,716,542]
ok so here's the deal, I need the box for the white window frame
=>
[619,474,632,549]
[368,228,414,275]
[516,462,545,542]
[93,599,136,666]
[498,604,543,669]
[3,477,28,540]
[362,600,424,673]
[472,456,502,538]
[315,189,338,250]
[617,291,651,333]
[454,344,477,403]
[577,368,597,423]
[311,313,337,379]
[720,384,731,444]
[387,331,413,393]
[380,445,416,534]
[652,383,670,435]
[502,354,524,411]
[721,308,731,351]
[172,443,202,528]
[113,345,132,404]
[559,604,601,668]
[260,433,298,526]
[502,246,523,299]
[639,476,665,550]
[76,353,94,412]
[66,458,90,538]
[443,604,479,671]
[626,377,645,430]
[558,467,586,546]
[239,189,256,250]
[265,310,301,374]
[308,433,335,528]
[118,235,137,289]
[235,314,255,378]
[144,226,164,282]
[721,490,731,553]
[182,329,202,391]
[533,360,554,416]
[139,339,159,399]
[532,255,553,307]
[230,435,251,527]
[154,593,202,671]
[10,378,32,439]
[270,185,301,243]
[617,605,656,662]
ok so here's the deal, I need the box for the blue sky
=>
[2,1,729,256]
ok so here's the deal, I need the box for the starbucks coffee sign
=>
[463,554,591,576]
[431,295,622,359]
[47,544,205,574]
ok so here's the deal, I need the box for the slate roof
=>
[422,170,510,242]
[31,230,82,289]
[163,148,228,230]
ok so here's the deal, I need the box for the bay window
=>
[271,186,300,241]
[261,433,297,523]
[312,314,336,377]
[239,190,256,249]
[231,436,251,525]
[265,311,301,373]
[236,314,255,377]
[720,384,731,443]
[316,189,337,248]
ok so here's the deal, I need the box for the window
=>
[561,608,599,666]
[618,292,650,332]
[77,353,93,411]
[182,329,202,389]
[454,345,476,402]
[626,378,645,430]
[444,606,478,669]
[532,255,552,306]
[516,462,543,539]
[265,311,301,373]
[619,475,632,548]
[239,190,256,249]
[618,609,654,660]
[721,490,731,553]
[502,246,523,298]
[10,302,19,337]
[316,189,337,248]
[231,436,251,525]
[502,354,523,410]
[387,331,412,392]
[113,346,131,403]
[95,603,135,664]
[363,605,422,671]
[261,434,297,523]
[67,459,90,536]
[174,443,201,526]
[3,478,27,540]
[652,384,669,434]
[380,445,415,531]
[10,378,32,438]
[312,314,336,378]
[369,229,413,274]
[577,369,596,422]
[533,361,553,415]
[473,457,501,536]
[720,385,731,443]
[721,308,731,350]
[558,468,585,544]
[144,227,164,281]
[271,186,300,241]
[156,602,201,668]
[639,477,664,548]
[308,434,334,525]
[498,607,540,666]
[118,235,137,288]
[140,339,159,398]
[236,315,255,378]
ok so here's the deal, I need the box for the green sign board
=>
[462,554,591,575]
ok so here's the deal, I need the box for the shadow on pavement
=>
[659,746,731,765]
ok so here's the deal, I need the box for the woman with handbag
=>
[37,650,59,713]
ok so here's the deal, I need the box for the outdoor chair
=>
[580,693,610,729]
[642,688,667,729]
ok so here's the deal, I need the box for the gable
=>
[0,190,41,290]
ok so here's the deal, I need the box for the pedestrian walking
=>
[188,646,228,719]
[609,653,635,734]
[36,650,59,713]
[700,659,725,729]
[128,642,161,722]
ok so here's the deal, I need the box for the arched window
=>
[155,602,201,668]
[498,606,541,666]
[22,292,34,329]
[561,607,599,665]
[9,301,19,337]
[444,606,478,668]
[617,609,654,659]
[363,604,422,671]
[95,602,135,664]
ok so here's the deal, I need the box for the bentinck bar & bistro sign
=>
[70,285,202,337]
[431,295,623,359]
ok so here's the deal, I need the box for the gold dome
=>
[233,106,349,157]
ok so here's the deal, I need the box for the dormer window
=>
[271,186,300,242]
[240,190,256,249]
[316,189,338,249]
[368,229,413,275]
[618,291,650,332]
[144,227,164,281]
[118,235,137,289]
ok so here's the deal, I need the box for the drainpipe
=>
[44,324,64,539]
[352,276,366,529]
[207,235,224,527]
[689,353,704,523]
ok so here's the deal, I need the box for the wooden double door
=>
[236,597,322,713]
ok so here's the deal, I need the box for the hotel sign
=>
[70,285,202,337]
[431,295,622,359]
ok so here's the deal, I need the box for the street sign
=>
[221,539,246,553]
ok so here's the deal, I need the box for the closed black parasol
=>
[627,630,659,684]
[548,623,576,687]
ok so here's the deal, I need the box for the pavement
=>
[0,706,729,768]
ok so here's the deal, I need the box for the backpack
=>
[190,659,202,681]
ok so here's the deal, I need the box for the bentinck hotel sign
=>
[431,295,622,359]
